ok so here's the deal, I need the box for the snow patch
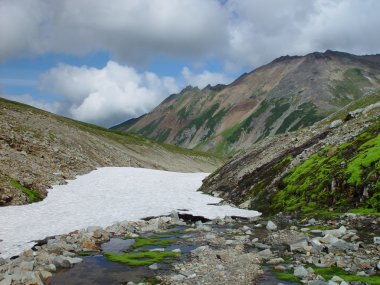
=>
[0,167,260,258]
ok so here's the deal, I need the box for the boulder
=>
[320,234,339,244]
[294,266,309,278]
[324,226,346,238]
[266,221,277,231]
[329,120,343,129]
[289,238,308,252]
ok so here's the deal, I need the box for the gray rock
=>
[320,234,339,244]
[0,258,5,266]
[254,243,271,250]
[308,218,316,225]
[86,226,103,233]
[324,226,346,238]
[257,249,272,259]
[0,275,11,285]
[377,261,380,270]
[266,221,277,231]
[329,120,343,129]
[268,258,284,265]
[53,256,71,268]
[171,274,186,281]
[310,238,323,251]
[308,281,328,285]
[374,237,380,244]
[331,276,343,282]
[149,263,159,270]
[170,210,180,222]
[289,238,308,252]
[39,270,53,279]
[19,261,34,272]
[331,240,353,250]
[172,248,181,253]
[294,266,309,278]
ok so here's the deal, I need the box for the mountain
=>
[0,98,223,206]
[200,91,380,216]
[114,50,380,155]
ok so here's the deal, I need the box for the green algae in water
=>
[310,267,380,285]
[104,251,180,266]
[126,237,175,249]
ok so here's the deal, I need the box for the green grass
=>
[311,266,380,285]
[330,68,371,107]
[9,179,42,203]
[272,119,380,215]
[274,269,300,283]
[104,251,179,266]
[127,237,174,249]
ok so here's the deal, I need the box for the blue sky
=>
[0,0,379,127]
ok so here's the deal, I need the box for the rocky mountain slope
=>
[114,50,380,155]
[0,98,223,206]
[200,91,380,216]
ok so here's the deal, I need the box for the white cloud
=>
[0,0,227,63]
[38,61,180,126]
[2,0,380,68]
[182,67,233,89]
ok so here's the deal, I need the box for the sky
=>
[0,0,380,127]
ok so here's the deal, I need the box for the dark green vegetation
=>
[104,251,179,266]
[330,68,371,107]
[276,102,325,134]
[128,237,174,249]
[273,120,380,215]
[9,179,42,203]
[154,128,172,143]
[139,118,164,136]
[311,266,380,285]
[104,232,182,266]
[175,103,228,144]
[274,269,300,283]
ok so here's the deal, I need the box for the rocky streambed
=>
[0,213,379,285]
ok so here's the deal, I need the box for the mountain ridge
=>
[114,50,380,156]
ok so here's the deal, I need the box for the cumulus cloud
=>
[1,0,380,68]
[0,0,227,63]
[182,67,233,89]
[38,61,179,126]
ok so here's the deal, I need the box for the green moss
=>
[311,266,380,285]
[9,179,42,203]
[128,237,174,249]
[274,269,300,283]
[273,120,380,215]
[104,251,179,266]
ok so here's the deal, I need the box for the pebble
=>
[266,221,277,231]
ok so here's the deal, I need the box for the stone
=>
[331,240,353,251]
[0,258,5,266]
[274,265,286,272]
[171,274,185,281]
[308,218,316,225]
[170,210,180,222]
[308,281,328,285]
[310,238,323,252]
[172,249,181,253]
[268,258,285,265]
[86,226,103,233]
[257,249,272,259]
[245,230,252,235]
[266,221,277,231]
[294,266,309,278]
[329,120,343,129]
[0,276,11,285]
[320,234,339,244]
[254,243,271,250]
[39,270,52,279]
[324,226,346,238]
[374,237,380,244]
[53,256,71,268]
[20,261,34,272]
[65,257,82,265]
[148,263,159,270]
[377,261,380,270]
[289,239,308,252]
[331,276,343,282]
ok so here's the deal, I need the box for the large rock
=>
[266,221,277,231]
[320,234,339,244]
[294,266,309,278]
[324,226,346,238]
[289,238,308,252]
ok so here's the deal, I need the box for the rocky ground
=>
[0,212,379,285]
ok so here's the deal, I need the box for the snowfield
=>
[0,167,260,258]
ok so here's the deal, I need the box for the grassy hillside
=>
[0,97,223,206]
